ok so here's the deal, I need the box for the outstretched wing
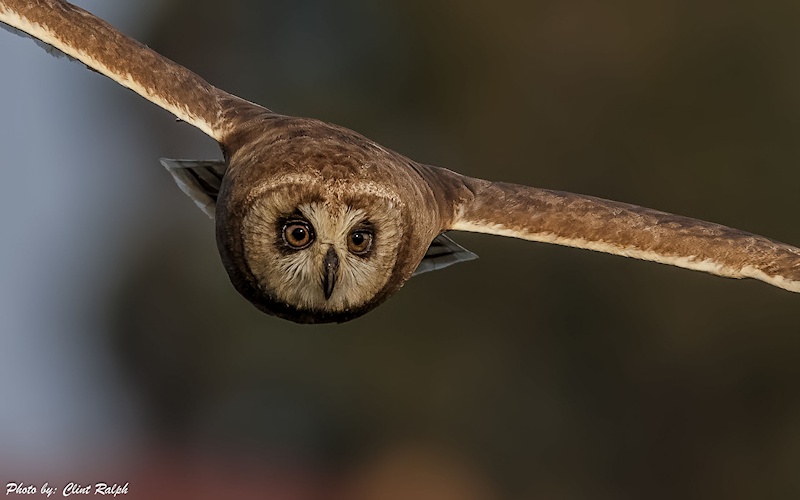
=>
[0,0,261,141]
[443,174,800,293]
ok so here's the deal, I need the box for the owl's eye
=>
[348,229,373,255]
[282,221,314,249]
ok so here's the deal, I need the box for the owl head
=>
[218,172,418,323]
[170,116,445,323]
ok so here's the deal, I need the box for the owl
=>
[2,0,798,323]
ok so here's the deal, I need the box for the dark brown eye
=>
[282,221,314,249]
[348,230,373,255]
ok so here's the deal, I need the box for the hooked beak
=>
[322,246,339,300]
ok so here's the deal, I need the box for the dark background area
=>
[2,0,800,498]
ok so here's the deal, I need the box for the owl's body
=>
[2,0,799,323]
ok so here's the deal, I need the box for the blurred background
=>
[1,0,800,498]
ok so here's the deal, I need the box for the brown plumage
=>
[1,0,798,323]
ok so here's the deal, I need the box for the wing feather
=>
[0,0,262,141]
[161,159,227,219]
[412,234,478,277]
[446,175,800,293]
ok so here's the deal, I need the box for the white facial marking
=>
[241,183,404,313]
